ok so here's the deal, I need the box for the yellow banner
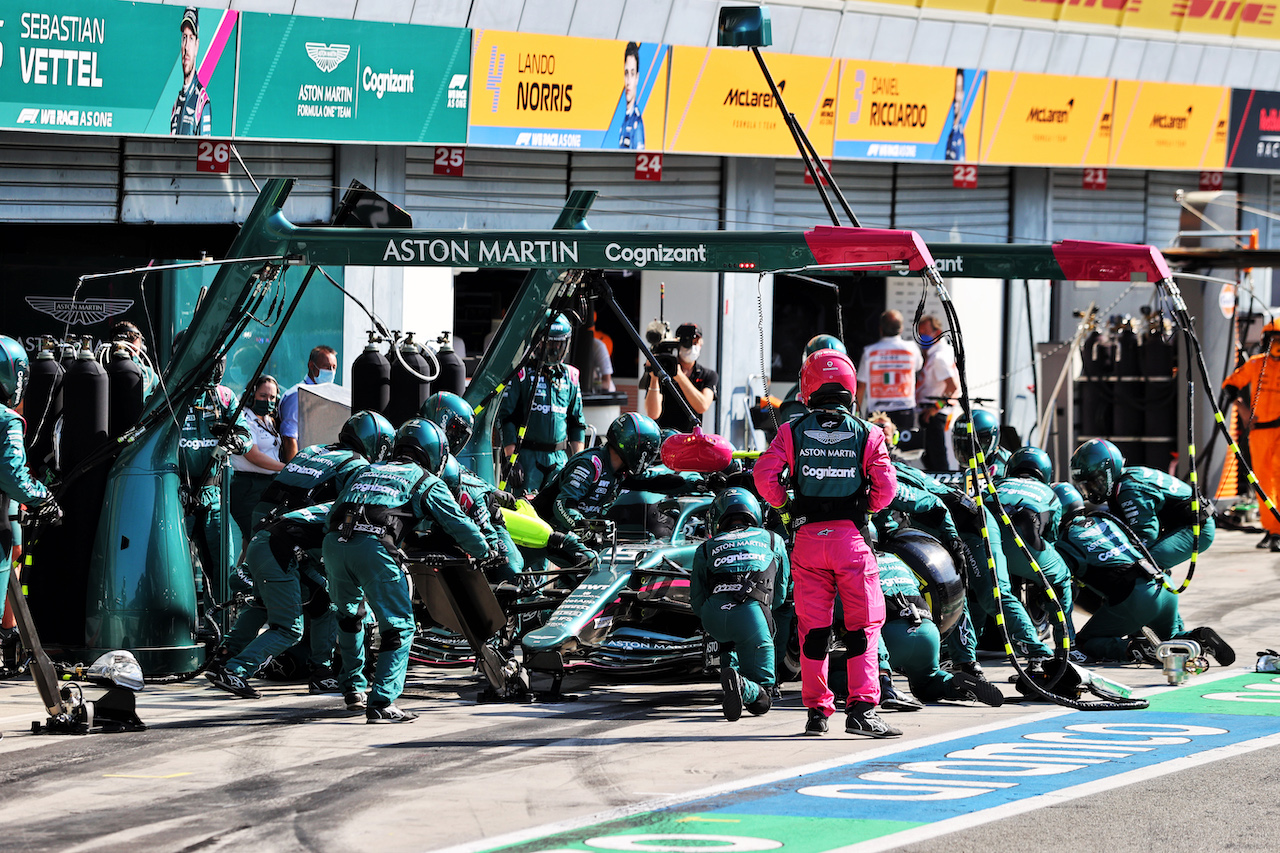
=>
[885,0,1280,40]
[469,30,668,149]
[664,47,837,157]
[979,72,1114,165]
[834,61,985,161]
[1109,80,1228,168]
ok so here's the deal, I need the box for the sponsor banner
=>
[235,13,469,144]
[2,1,237,136]
[1226,88,1280,169]
[833,61,984,162]
[979,72,1113,166]
[1109,80,1228,169]
[911,0,1280,40]
[664,46,837,157]
[468,30,668,150]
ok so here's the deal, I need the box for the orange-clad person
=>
[1223,318,1280,551]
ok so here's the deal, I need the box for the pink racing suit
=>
[753,414,896,716]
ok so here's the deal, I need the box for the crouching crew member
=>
[754,347,900,738]
[1052,483,1235,666]
[691,488,791,721]
[205,502,338,699]
[325,419,490,723]
[1070,438,1215,571]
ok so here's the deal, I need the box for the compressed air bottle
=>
[1142,312,1177,468]
[434,331,466,397]
[106,344,145,437]
[61,343,109,473]
[386,333,432,427]
[25,339,63,474]
[1112,318,1144,438]
[351,332,390,415]
[1078,328,1112,440]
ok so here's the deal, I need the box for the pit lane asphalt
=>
[1,528,1277,853]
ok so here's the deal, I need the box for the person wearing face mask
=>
[279,345,338,462]
[915,314,961,471]
[230,374,287,552]
[643,322,718,431]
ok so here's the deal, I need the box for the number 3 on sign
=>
[196,141,230,174]
[434,147,465,177]
[952,164,977,189]
[635,152,663,182]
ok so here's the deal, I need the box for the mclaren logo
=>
[26,296,133,326]
[306,43,351,73]
[803,429,855,445]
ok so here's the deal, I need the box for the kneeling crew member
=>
[325,419,490,723]
[754,348,900,738]
[691,488,791,721]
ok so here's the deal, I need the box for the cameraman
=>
[642,322,717,431]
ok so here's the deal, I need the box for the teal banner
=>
[0,2,238,136]
[235,13,470,144]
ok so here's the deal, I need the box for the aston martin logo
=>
[306,42,351,73]
[804,429,855,445]
[26,296,133,326]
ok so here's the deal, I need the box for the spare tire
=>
[883,528,966,638]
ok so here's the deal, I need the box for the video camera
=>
[646,321,701,377]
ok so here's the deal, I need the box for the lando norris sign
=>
[234,13,469,144]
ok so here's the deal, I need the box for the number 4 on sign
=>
[196,141,230,174]
[952,164,977,189]
[635,152,662,181]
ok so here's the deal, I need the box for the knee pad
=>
[379,628,405,652]
[337,614,362,633]
[842,628,868,656]
[802,625,833,661]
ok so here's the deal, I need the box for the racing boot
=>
[205,663,262,699]
[721,667,744,722]
[343,691,367,712]
[1126,636,1160,666]
[804,708,829,736]
[1258,533,1275,550]
[745,689,772,716]
[1186,627,1236,666]
[952,660,986,682]
[845,701,902,738]
[308,664,342,695]
[367,703,418,724]
[879,672,923,711]
[946,671,1004,707]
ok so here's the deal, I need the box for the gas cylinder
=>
[1078,327,1112,440]
[351,331,390,415]
[106,343,144,436]
[58,337,79,373]
[434,331,466,398]
[25,337,63,474]
[1112,318,1144,437]
[1142,312,1178,469]
[61,342,109,473]
[386,332,432,427]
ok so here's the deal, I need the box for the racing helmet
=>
[799,348,857,408]
[606,412,662,474]
[339,410,395,462]
[0,336,30,407]
[420,391,474,455]
[711,487,763,534]
[392,418,450,474]
[1265,317,1280,357]
[1052,482,1086,522]
[1007,446,1053,484]
[543,313,572,364]
[803,334,847,358]
[1069,438,1125,503]
[952,409,1000,457]
[439,454,462,494]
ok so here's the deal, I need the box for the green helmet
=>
[420,391,474,455]
[1052,482,1085,521]
[0,336,29,407]
[804,334,846,358]
[606,412,661,474]
[339,410,395,462]
[711,487,762,534]
[1007,446,1053,484]
[392,418,449,474]
[439,454,462,494]
[1069,438,1125,503]
[544,313,573,364]
[952,409,1000,457]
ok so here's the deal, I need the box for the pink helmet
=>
[800,348,857,407]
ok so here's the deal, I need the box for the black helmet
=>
[606,412,661,474]
[420,391,474,455]
[1069,438,1125,503]
[339,410,395,462]
[392,418,449,474]
[1052,482,1086,522]
[1007,446,1053,484]
[710,487,762,534]
[0,336,30,407]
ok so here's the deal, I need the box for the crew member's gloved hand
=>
[27,499,63,535]
[940,489,981,527]
[945,535,979,583]
[706,472,729,491]
[478,553,507,574]
[492,489,518,510]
